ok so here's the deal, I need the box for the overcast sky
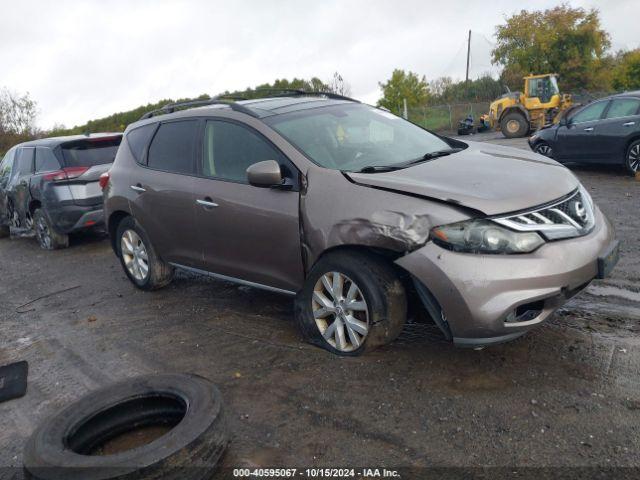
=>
[2,0,638,129]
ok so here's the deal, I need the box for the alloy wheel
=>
[312,272,369,352]
[35,215,52,249]
[628,144,640,173]
[121,229,149,282]
[535,143,553,157]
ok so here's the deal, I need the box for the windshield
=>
[264,103,453,171]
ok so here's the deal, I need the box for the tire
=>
[34,209,69,250]
[625,139,640,175]
[294,250,407,356]
[500,112,529,138]
[116,216,174,290]
[533,142,554,158]
[0,224,9,238]
[23,374,228,480]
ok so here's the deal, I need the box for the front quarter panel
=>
[300,166,472,269]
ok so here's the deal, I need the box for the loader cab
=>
[524,74,560,109]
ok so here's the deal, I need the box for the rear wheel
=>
[116,216,174,290]
[34,209,69,250]
[625,140,640,175]
[534,142,553,158]
[500,112,528,138]
[295,251,407,356]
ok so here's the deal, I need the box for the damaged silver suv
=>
[104,93,619,355]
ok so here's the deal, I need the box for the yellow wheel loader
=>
[488,74,573,138]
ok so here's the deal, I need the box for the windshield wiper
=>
[356,165,405,173]
[354,148,463,174]
[403,148,463,166]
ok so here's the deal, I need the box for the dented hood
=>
[345,141,579,215]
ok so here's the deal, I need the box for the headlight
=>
[430,219,545,254]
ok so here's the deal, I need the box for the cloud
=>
[1,0,637,129]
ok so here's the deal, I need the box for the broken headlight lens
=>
[430,219,544,254]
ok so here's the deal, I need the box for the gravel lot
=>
[1,133,639,477]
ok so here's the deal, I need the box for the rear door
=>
[130,120,201,266]
[8,147,35,226]
[0,147,16,225]
[555,100,609,161]
[57,136,121,207]
[594,97,640,163]
[192,119,303,292]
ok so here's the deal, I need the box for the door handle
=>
[583,127,594,132]
[623,121,635,127]
[130,184,146,193]
[196,198,219,209]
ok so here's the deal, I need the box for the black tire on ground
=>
[23,374,228,480]
[0,224,9,238]
[33,209,69,250]
[116,215,174,290]
[294,250,407,356]
[500,112,529,138]
[625,139,640,175]
[533,142,554,158]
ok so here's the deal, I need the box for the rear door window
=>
[126,123,157,164]
[35,147,61,173]
[148,120,198,175]
[12,148,34,179]
[61,137,121,168]
[604,98,640,119]
[571,101,608,124]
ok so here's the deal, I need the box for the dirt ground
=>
[1,133,639,478]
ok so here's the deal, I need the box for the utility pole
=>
[465,29,471,83]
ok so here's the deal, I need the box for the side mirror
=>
[246,160,283,188]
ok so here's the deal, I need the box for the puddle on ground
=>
[586,285,640,303]
[90,425,172,455]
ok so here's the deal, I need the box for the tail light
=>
[43,167,89,182]
[99,171,110,190]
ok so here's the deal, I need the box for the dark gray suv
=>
[0,134,122,249]
[104,94,617,356]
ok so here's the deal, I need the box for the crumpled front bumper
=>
[395,206,616,347]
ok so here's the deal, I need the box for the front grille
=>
[493,187,595,240]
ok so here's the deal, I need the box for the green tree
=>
[377,69,429,114]
[612,49,640,91]
[0,88,39,155]
[491,5,611,91]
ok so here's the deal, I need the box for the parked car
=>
[104,94,618,356]
[528,91,640,174]
[0,134,122,249]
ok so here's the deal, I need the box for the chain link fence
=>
[406,102,491,133]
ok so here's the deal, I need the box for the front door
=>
[555,100,609,161]
[192,119,304,292]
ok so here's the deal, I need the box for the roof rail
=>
[250,88,360,103]
[138,97,258,120]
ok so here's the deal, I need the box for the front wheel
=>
[116,216,174,290]
[626,140,640,175]
[34,209,69,250]
[500,112,528,138]
[295,251,407,356]
[534,142,554,158]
